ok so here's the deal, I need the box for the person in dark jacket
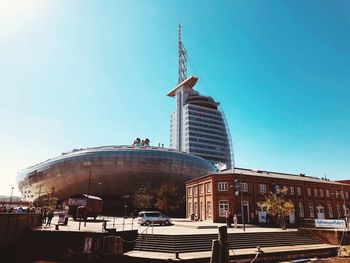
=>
[46,209,54,227]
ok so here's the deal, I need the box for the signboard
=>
[68,198,87,206]
[258,211,266,223]
[315,219,345,229]
[58,213,65,224]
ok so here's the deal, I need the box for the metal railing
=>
[138,222,154,251]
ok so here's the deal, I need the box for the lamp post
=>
[233,173,245,231]
[36,184,42,208]
[84,161,92,227]
[341,185,347,218]
[83,161,102,227]
[84,169,92,227]
[9,186,14,211]
[240,172,245,231]
[122,195,130,230]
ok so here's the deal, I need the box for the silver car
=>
[137,211,172,226]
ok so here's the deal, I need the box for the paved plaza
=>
[37,215,296,234]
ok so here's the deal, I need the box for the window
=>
[335,205,340,218]
[206,183,211,193]
[309,204,314,218]
[242,183,248,192]
[193,186,198,196]
[290,186,295,195]
[314,189,318,197]
[328,204,333,218]
[320,189,324,198]
[275,185,280,192]
[307,188,312,196]
[207,201,212,217]
[188,203,192,215]
[336,191,339,198]
[187,187,192,196]
[218,182,228,191]
[326,189,330,198]
[199,184,204,194]
[299,202,304,217]
[219,200,229,217]
[346,192,349,200]
[297,187,302,195]
[194,202,198,215]
[259,184,267,193]
[341,191,344,199]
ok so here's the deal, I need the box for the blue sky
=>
[0,0,349,195]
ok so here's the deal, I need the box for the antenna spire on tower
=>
[178,23,187,83]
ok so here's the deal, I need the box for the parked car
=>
[137,211,172,226]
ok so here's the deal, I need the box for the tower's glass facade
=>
[168,80,232,169]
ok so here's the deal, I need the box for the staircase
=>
[134,231,323,253]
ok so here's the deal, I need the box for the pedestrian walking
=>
[225,211,231,227]
[46,209,54,227]
[233,214,238,229]
[228,212,233,228]
[42,209,47,225]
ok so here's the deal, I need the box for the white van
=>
[137,211,172,226]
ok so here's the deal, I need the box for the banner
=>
[68,198,87,206]
[315,219,345,229]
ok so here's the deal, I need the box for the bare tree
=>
[156,184,182,213]
[133,185,154,211]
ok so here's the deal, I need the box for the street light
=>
[123,195,130,218]
[122,195,130,230]
[233,173,245,231]
[9,186,14,211]
[83,163,102,227]
[36,184,42,208]
[341,185,346,216]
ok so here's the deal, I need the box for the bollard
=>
[55,224,59,231]
[210,240,220,263]
[102,219,107,231]
[219,226,229,263]
[175,251,180,259]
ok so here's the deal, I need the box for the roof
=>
[187,167,349,187]
[166,75,198,97]
[17,144,214,175]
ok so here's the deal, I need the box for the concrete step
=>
[134,232,323,253]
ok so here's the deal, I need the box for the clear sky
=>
[0,0,349,196]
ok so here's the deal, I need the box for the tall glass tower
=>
[167,25,232,169]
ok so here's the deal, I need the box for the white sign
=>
[258,211,266,223]
[68,198,87,206]
[315,219,345,229]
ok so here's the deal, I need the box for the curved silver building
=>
[16,145,216,205]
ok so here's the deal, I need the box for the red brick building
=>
[186,168,350,224]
